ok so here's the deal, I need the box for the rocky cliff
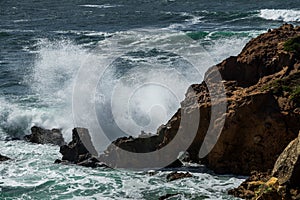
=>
[58,24,300,178]
[94,24,300,174]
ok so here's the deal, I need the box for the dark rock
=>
[147,170,158,176]
[77,157,109,168]
[164,159,183,168]
[166,171,192,182]
[54,159,62,164]
[7,137,21,141]
[0,154,10,162]
[159,193,180,200]
[24,126,65,146]
[59,128,100,168]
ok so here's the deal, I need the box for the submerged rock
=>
[24,126,65,146]
[166,171,192,182]
[0,154,10,162]
[159,193,180,200]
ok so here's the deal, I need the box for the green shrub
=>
[291,86,300,105]
[261,79,300,107]
[284,36,300,52]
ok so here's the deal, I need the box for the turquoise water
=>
[0,141,244,199]
[1,0,300,199]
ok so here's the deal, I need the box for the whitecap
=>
[259,9,300,22]
[79,4,122,9]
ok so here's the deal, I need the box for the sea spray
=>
[0,30,253,145]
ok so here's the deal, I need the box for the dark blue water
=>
[0,1,300,199]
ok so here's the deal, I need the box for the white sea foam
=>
[79,4,122,9]
[259,9,300,22]
[0,39,93,141]
[0,28,253,150]
[166,12,204,29]
[204,32,261,63]
[0,140,245,199]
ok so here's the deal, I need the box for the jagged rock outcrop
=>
[98,24,300,174]
[58,128,107,168]
[198,24,300,174]
[0,154,10,162]
[24,126,65,146]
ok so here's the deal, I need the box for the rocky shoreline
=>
[1,24,300,199]
[55,24,300,199]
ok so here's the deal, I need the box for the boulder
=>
[0,154,10,162]
[228,171,271,199]
[159,193,180,200]
[166,171,192,182]
[272,131,300,187]
[59,128,99,167]
[24,126,65,146]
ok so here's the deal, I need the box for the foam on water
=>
[0,140,244,199]
[259,9,300,22]
[79,4,122,9]
[203,31,261,63]
[0,28,251,197]
[0,29,255,147]
[0,39,92,141]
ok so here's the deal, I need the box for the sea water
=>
[1,0,300,199]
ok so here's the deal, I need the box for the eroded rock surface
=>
[229,131,300,200]
[98,24,300,174]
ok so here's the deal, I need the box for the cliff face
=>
[197,24,300,174]
[98,24,300,173]
[64,24,300,175]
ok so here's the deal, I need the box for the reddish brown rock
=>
[184,24,300,175]
[99,24,300,174]
[215,23,299,87]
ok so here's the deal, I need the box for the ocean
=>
[0,0,300,199]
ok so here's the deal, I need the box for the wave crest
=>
[259,9,300,22]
